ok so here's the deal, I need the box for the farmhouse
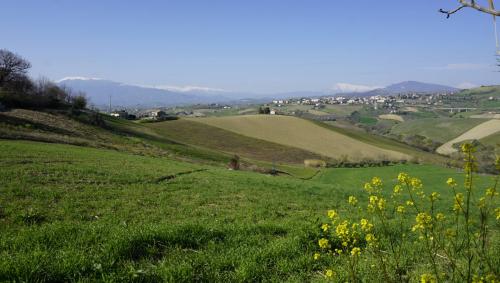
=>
[110,110,128,119]
[151,110,167,119]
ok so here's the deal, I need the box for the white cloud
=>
[456,82,478,89]
[331,83,382,93]
[424,63,489,71]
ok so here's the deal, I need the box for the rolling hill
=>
[147,119,324,164]
[436,119,500,155]
[189,115,410,161]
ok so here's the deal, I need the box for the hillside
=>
[190,115,410,161]
[436,119,500,155]
[390,118,488,144]
[1,140,495,282]
[442,85,500,108]
[147,119,324,164]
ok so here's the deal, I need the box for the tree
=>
[440,0,499,17]
[0,49,31,86]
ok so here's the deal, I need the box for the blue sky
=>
[2,0,499,93]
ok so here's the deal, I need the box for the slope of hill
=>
[442,85,500,108]
[436,119,500,155]
[0,108,230,164]
[190,115,410,161]
[147,119,324,164]
[390,118,488,144]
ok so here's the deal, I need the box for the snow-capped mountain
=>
[57,78,237,107]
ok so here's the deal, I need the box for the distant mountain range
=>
[58,78,460,108]
[57,78,245,108]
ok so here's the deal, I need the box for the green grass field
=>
[390,118,488,143]
[1,140,498,282]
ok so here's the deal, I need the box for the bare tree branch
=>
[441,0,500,17]
[439,5,467,18]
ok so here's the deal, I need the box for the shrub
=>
[70,94,87,110]
[228,155,240,170]
[314,142,499,282]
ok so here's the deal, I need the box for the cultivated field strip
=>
[190,115,410,161]
[436,119,500,155]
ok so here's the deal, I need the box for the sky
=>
[2,0,500,93]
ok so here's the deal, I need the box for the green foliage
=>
[314,143,500,282]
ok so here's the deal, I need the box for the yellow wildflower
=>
[365,233,376,246]
[321,223,330,232]
[398,172,409,183]
[429,192,439,202]
[350,247,361,257]
[313,253,320,260]
[495,208,500,220]
[327,210,337,220]
[453,193,464,212]
[393,185,402,196]
[318,238,329,249]
[364,182,373,193]
[446,177,457,187]
[410,177,423,189]
[371,176,382,187]
[360,218,373,232]
[377,198,386,210]
[325,269,334,278]
[406,200,414,206]
[421,273,437,283]
[486,187,497,197]
[396,205,405,213]
[461,142,475,153]
[413,212,432,232]
[348,196,358,206]
[335,221,349,238]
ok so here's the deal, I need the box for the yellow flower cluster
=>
[446,177,457,187]
[398,172,409,183]
[350,247,361,257]
[396,205,405,214]
[412,212,432,232]
[360,218,373,232]
[393,184,402,196]
[429,192,439,202]
[420,273,437,283]
[328,209,337,220]
[321,223,330,232]
[348,196,358,206]
[318,238,329,249]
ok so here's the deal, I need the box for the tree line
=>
[0,49,87,110]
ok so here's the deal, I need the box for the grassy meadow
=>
[1,140,498,282]
[390,118,488,144]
